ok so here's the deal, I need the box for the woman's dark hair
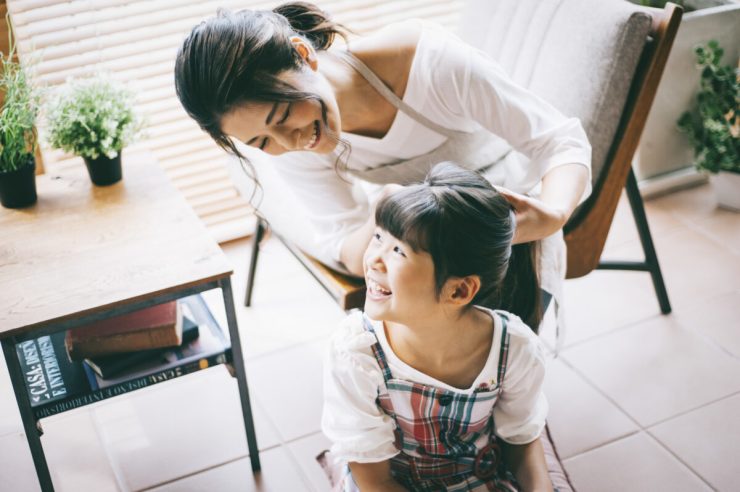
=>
[174,2,348,166]
[375,162,542,331]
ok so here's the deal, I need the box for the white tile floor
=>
[1,182,738,491]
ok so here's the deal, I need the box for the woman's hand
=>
[495,187,568,244]
[377,183,404,202]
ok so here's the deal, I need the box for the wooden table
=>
[0,153,260,491]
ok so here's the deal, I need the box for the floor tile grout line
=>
[552,312,663,353]
[555,356,649,431]
[642,429,718,491]
[284,437,328,492]
[89,408,128,492]
[135,454,253,492]
[559,429,641,462]
[0,428,24,440]
[557,295,740,359]
[90,370,285,492]
[244,333,335,364]
[644,389,740,429]
[558,347,740,434]
[558,330,740,471]
[667,206,740,260]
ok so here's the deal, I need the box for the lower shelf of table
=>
[13,293,232,420]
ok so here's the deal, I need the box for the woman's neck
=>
[317,50,369,132]
[317,49,398,137]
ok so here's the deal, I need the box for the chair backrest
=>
[459,0,682,278]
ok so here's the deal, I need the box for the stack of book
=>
[15,294,231,419]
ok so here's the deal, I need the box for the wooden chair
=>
[562,4,682,315]
[244,218,365,310]
[243,1,682,315]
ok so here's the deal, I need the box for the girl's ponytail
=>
[273,2,347,50]
[497,242,542,332]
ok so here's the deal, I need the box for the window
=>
[6,0,462,242]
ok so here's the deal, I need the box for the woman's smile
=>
[304,120,321,150]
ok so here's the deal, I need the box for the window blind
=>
[6,0,463,242]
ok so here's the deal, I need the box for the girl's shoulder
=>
[491,309,546,361]
[328,310,378,358]
[325,311,386,391]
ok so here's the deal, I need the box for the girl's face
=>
[363,228,440,324]
[220,66,341,156]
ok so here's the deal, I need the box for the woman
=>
[174,2,592,326]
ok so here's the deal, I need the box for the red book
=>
[65,302,183,360]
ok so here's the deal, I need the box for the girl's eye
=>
[259,137,268,150]
[393,246,406,257]
[373,232,382,242]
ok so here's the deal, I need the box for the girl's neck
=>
[383,308,494,388]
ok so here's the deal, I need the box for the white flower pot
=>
[710,171,740,211]
[634,0,740,181]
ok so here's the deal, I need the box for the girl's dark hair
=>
[174,2,348,167]
[375,162,542,331]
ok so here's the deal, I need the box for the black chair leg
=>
[244,218,266,307]
[624,168,671,314]
[597,168,672,314]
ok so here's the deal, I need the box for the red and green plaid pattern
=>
[356,314,519,491]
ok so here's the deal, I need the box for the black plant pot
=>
[84,153,122,186]
[0,156,37,209]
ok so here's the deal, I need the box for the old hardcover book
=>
[65,301,183,360]
[84,316,200,379]
[16,295,230,419]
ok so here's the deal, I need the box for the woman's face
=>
[220,67,341,156]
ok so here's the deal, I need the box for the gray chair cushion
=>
[459,0,652,186]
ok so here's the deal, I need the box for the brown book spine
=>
[66,305,183,360]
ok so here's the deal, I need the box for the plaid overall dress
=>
[337,314,520,492]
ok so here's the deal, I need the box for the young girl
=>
[322,163,551,491]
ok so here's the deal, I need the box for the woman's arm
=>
[349,461,407,491]
[501,438,553,492]
[497,163,589,244]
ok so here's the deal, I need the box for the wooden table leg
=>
[220,277,261,472]
[2,337,55,492]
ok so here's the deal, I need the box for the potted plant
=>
[0,26,40,209]
[678,40,739,210]
[631,0,740,188]
[45,74,141,186]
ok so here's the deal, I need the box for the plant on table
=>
[45,74,142,186]
[678,40,740,209]
[0,16,41,208]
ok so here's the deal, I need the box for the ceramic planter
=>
[634,0,740,181]
[710,170,740,210]
[0,156,37,209]
[84,153,122,186]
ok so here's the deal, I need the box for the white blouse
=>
[270,20,592,267]
[321,309,549,464]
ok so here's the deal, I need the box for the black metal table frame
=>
[1,276,260,492]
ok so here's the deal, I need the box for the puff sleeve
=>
[321,312,399,463]
[493,314,549,445]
